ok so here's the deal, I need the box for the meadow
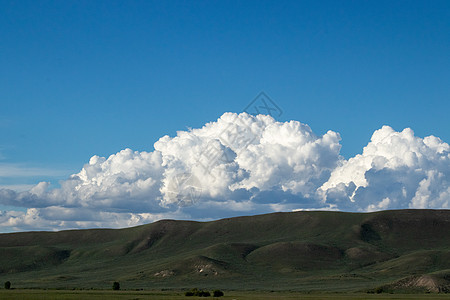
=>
[1,290,450,300]
[0,210,449,294]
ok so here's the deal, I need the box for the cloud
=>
[0,184,36,192]
[319,126,450,211]
[0,114,449,232]
[0,207,188,232]
[0,163,68,177]
[154,113,342,205]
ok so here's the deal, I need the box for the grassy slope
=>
[0,209,449,292]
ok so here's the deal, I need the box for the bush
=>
[112,281,120,290]
[199,290,210,297]
[4,281,11,289]
[185,288,210,297]
[213,289,224,297]
[185,288,198,296]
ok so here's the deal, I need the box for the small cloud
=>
[0,184,36,192]
[0,163,69,178]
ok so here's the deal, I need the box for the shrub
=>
[213,289,224,297]
[185,288,210,297]
[185,288,198,296]
[4,281,11,289]
[112,281,120,290]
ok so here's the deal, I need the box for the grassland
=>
[0,209,449,294]
[1,289,450,300]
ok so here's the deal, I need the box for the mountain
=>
[0,209,449,292]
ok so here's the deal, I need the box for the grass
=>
[1,289,450,300]
[0,209,449,292]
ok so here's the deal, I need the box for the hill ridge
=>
[0,209,449,292]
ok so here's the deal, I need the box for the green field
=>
[1,290,450,300]
[0,209,449,294]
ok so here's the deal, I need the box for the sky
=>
[0,0,449,232]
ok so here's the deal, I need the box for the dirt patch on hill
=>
[387,274,450,293]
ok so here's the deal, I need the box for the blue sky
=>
[0,1,449,231]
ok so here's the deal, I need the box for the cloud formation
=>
[0,113,449,231]
[319,126,450,211]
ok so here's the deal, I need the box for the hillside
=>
[0,209,449,292]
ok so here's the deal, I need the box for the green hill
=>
[0,209,449,293]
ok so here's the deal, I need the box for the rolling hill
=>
[0,209,449,293]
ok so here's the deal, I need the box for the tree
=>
[213,290,224,297]
[4,281,11,289]
[112,281,120,290]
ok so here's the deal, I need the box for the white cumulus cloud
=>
[0,114,449,232]
[320,126,450,211]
